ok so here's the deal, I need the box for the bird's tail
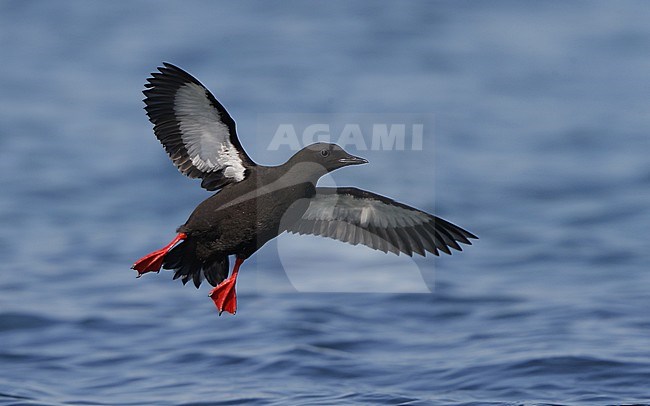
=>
[162,238,230,288]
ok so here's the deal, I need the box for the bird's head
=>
[289,143,368,176]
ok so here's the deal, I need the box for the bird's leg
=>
[209,258,244,315]
[132,233,187,277]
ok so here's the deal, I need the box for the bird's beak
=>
[338,154,369,165]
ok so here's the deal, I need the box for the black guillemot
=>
[132,63,477,315]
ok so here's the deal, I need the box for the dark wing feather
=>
[286,187,477,257]
[143,62,256,191]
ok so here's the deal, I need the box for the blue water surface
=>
[1,1,650,405]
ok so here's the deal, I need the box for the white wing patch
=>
[174,82,246,181]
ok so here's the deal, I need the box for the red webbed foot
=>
[132,233,186,277]
[208,258,244,315]
[209,278,238,315]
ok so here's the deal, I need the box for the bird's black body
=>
[163,143,364,288]
[133,63,478,314]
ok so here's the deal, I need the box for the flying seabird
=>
[132,63,477,315]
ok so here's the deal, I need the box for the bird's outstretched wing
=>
[143,62,256,191]
[286,187,477,256]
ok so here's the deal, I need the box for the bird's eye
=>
[320,149,330,157]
